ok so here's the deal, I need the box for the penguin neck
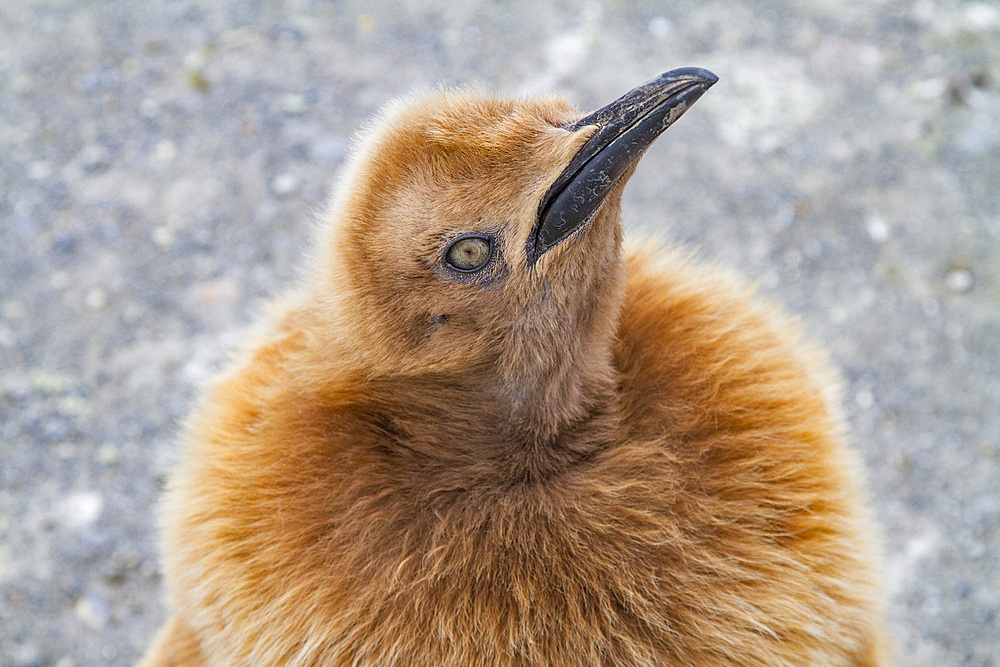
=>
[371,342,621,483]
[501,332,620,444]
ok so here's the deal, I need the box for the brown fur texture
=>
[140,87,888,666]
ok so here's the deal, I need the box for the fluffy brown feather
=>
[140,85,887,666]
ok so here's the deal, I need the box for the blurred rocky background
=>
[1,0,998,664]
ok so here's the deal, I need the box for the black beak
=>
[529,67,718,262]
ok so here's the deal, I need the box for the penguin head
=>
[313,70,717,385]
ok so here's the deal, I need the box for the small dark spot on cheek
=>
[408,313,450,348]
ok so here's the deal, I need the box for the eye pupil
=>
[446,236,492,272]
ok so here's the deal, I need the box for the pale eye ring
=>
[444,234,493,272]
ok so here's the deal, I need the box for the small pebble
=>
[357,13,376,34]
[186,69,209,92]
[280,93,308,115]
[963,2,1000,31]
[271,172,299,197]
[27,161,52,181]
[0,325,15,347]
[80,145,110,173]
[3,376,32,401]
[944,267,974,293]
[10,643,43,667]
[50,271,71,290]
[58,395,93,417]
[61,492,103,531]
[10,73,34,95]
[855,388,875,409]
[74,593,111,631]
[648,16,673,38]
[152,226,175,249]
[866,214,889,243]
[3,300,28,319]
[829,305,849,324]
[98,444,121,465]
[29,369,74,394]
[0,541,10,579]
[84,288,108,311]
[955,112,999,155]
[192,278,239,306]
[155,140,177,162]
[183,48,208,72]
[909,78,946,100]
[140,97,160,119]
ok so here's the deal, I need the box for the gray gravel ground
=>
[2,1,998,664]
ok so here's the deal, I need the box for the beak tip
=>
[531,67,718,262]
[671,66,719,88]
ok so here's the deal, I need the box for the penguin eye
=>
[444,235,492,272]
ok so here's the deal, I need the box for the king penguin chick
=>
[140,68,888,666]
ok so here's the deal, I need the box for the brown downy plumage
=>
[140,69,888,666]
